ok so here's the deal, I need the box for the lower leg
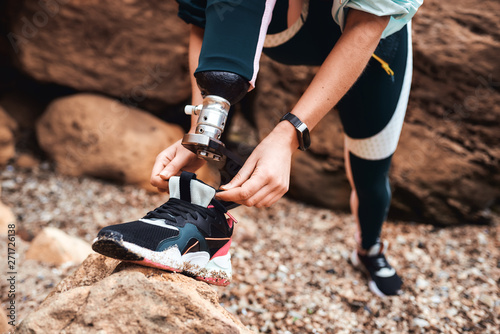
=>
[344,146,392,252]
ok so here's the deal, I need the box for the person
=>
[92,0,423,296]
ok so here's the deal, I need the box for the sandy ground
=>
[0,161,499,333]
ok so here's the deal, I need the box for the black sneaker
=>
[350,241,403,297]
[92,172,236,286]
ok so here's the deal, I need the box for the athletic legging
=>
[177,0,412,250]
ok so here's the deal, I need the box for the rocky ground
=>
[0,160,499,334]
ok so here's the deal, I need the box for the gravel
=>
[1,160,499,333]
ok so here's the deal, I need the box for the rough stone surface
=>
[0,106,17,166]
[25,227,93,265]
[16,254,254,334]
[36,93,184,191]
[6,0,191,111]
[0,307,13,334]
[253,0,500,224]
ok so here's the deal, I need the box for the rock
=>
[253,0,500,224]
[412,318,430,328]
[15,153,40,169]
[0,106,17,166]
[36,94,184,191]
[25,227,93,265]
[6,0,191,112]
[17,254,254,334]
[0,307,13,334]
[0,185,16,236]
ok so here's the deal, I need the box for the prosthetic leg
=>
[181,71,250,186]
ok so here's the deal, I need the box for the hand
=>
[215,122,298,207]
[150,139,206,192]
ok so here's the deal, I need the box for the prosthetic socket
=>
[182,71,250,183]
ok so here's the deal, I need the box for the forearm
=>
[289,9,390,133]
[189,24,204,130]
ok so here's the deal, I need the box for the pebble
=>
[278,265,289,273]
[413,318,430,328]
[431,295,441,304]
[478,294,494,308]
[416,277,430,289]
[288,311,302,320]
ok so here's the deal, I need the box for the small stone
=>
[274,311,286,320]
[16,153,40,169]
[278,265,289,273]
[396,236,406,244]
[413,318,430,328]
[478,294,494,308]
[431,296,441,304]
[289,311,302,320]
[25,227,93,265]
[416,277,430,290]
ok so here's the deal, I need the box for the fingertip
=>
[219,183,233,190]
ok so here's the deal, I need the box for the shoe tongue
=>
[168,172,215,207]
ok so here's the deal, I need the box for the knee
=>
[355,181,391,206]
[195,71,250,104]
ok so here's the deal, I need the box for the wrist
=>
[272,120,300,151]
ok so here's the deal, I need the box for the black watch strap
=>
[280,112,311,151]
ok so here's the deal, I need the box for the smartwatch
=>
[280,112,311,151]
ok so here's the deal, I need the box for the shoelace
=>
[369,254,391,271]
[145,198,215,222]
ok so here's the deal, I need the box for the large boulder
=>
[0,106,17,166]
[6,0,191,111]
[17,254,254,334]
[253,0,500,224]
[36,94,184,190]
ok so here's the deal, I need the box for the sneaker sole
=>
[92,233,231,286]
[350,250,388,298]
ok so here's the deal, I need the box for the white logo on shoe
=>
[375,267,396,278]
[139,218,179,230]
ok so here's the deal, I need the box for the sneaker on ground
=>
[350,240,403,297]
[92,172,236,286]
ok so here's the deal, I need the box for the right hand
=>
[150,139,206,192]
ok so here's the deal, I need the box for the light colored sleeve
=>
[332,0,424,38]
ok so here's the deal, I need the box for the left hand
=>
[215,121,298,208]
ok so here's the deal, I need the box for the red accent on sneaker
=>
[211,239,232,259]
